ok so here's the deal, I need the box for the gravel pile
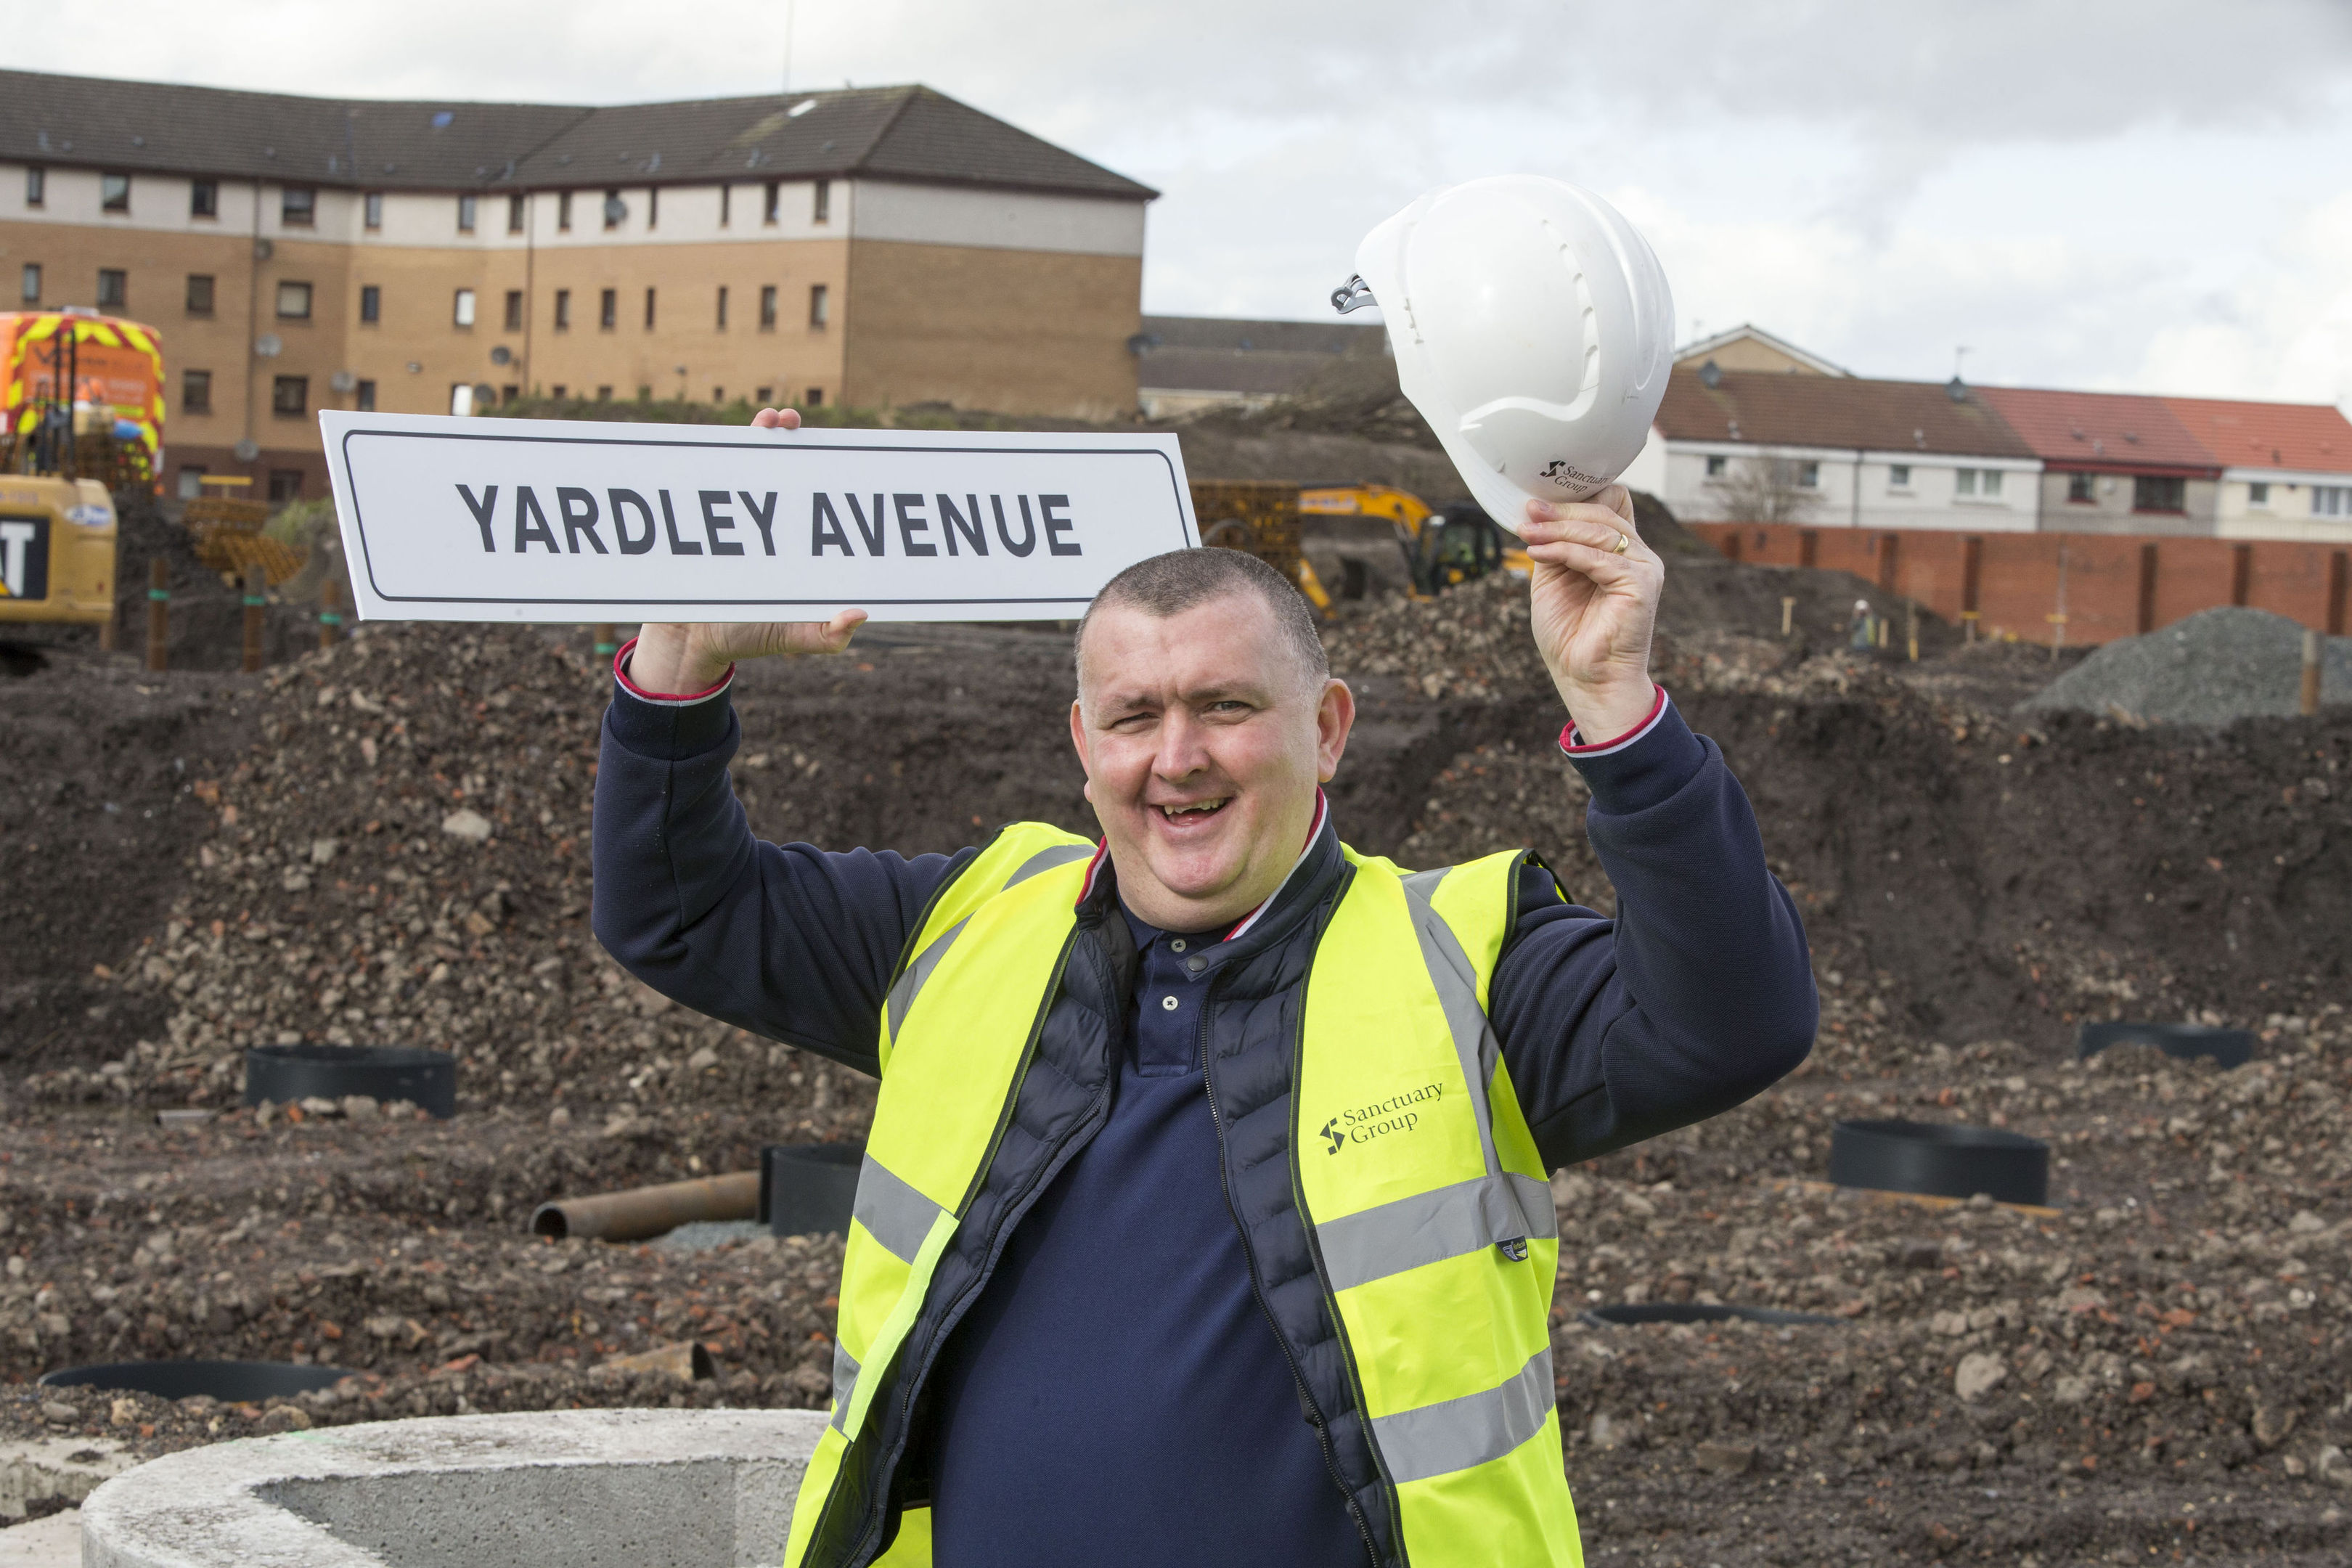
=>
[2022,607,2352,726]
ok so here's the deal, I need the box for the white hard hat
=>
[1334,175,1674,535]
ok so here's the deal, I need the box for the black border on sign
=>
[337,427,1199,607]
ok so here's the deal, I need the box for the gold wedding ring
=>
[1609,531,1631,555]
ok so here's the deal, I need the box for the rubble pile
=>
[17,625,869,1124]
[2024,607,2352,726]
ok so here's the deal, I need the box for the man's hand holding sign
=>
[572,176,1817,1568]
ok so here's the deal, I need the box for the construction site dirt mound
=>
[2022,606,2352,726]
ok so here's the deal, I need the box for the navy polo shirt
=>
[923,904,1365,1568]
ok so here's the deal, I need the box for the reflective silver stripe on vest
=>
[1369,1346,1554,1486]
[1315,1172,1558,1294]
[829,1339,862,1433]
[853,1154,943,1264]
[886,844,1091,1040]
[1398,867,1536,1246]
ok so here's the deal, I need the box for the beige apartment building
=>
[1,70,1154,501]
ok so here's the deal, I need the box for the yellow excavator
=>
[1297,483,1531,600]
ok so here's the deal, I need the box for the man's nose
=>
[1152,709,1211,781]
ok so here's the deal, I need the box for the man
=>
[594,407,1817,1567]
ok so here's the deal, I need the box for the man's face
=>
[1070,592,1352,932]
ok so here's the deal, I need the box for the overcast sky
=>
[15,0,2352,408]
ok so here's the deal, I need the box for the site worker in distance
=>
[592,181,1817,1568]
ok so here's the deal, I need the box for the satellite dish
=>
[233,438,260,462]
[329,369,357,392]
[603,195,628,225]
[489,345,513,366]
[254,334,283,359]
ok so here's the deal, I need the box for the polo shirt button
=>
[1170,939,1187,952]
[1186,956,1206,973]
[1160,995,1180,1012]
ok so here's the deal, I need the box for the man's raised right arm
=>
[591,631,967,1079]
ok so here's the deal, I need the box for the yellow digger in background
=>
[1298,483,1532,600]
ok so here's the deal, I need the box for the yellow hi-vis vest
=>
[783,822,1581,1568]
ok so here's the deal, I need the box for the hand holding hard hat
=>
[1336,174,1674,740]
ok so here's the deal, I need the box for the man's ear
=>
[1315,678,1355,784]
[1069,698,1093,802]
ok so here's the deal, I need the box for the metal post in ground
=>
[145,558,169,672]
[2304,629,2323,717]
[319,578,343,650]
[1779,597,1795,637]
[242,562,267,673]
[592,624,618,666]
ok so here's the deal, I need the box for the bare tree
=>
[1707,453,1821,525]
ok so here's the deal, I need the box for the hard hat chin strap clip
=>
[1330,275,1378,315]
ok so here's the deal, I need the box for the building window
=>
[554,289,571,331]
[1704,454,1726,478]
[268,469,304,502]
[507,193,525,234]
[2248,481,2271,508]
[712,386,724,404]
[2133,475,2186,514]
[1796,460,1820,488]
[762,181,780,224]
[813,179,830,224]
[644,286,656,329]
[502,384,518,404]
[181,369,212,414]
[805,386,825,407]
[360,284,381,324]
[715,285,728,329]
[1956,467,2005,499]
[637,385,651,401]
[595,385,613,401]
[550,385,566,399]
[191,179,218,219]
[356,378,376,412]
[2067,471,2096,503]
[647,188,659,230]
[101,173,130,212]
[364,192,383,229]
[600,288,616,330]
[97,268,128,309]
[185,274,215,315]
[503,290,523,331]
[20,263,39,303]
[276,280,312,319]
[756,385,772,404]
[759,284,778,330]
[454,287,476,327]
[177,467,206,499]
[719,185,732,226]
[2314,486,2349,518]
[1887,463,1911,489]
[558,192,572,232]
[809,283,829,327]
[282,187,317,226]
[603,189,622,231]
[457,194,477,232]
[271,376,309,417]
[25,168,44,207]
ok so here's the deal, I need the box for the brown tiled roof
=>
[2157,396,2352,475]
[1973,386,2218,475]
[1652,367,2038,459]
[0,70,1153,200]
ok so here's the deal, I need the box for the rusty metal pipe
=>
[529,1171,760,1242]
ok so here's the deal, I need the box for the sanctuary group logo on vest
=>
[1319,1082,1445,1155]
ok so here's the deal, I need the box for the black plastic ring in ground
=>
[40,1360,350,1401]
[1581,1302,1845,1329]
[760,1143,865,1238]
[1827,1118,2049,1208]
[2077,1021,2253,1071]
[243,1044,457,1119]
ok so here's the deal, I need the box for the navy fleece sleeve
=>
[590,680,969,1078]
[1491,701,1817,1169]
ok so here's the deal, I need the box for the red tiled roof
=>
[1972,386,2216,475]
[2157,396,2352,475]
[1652,369,2038,458]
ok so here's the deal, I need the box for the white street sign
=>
[319,412,1200,622]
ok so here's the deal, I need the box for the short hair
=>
[1074,547,1329,700]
